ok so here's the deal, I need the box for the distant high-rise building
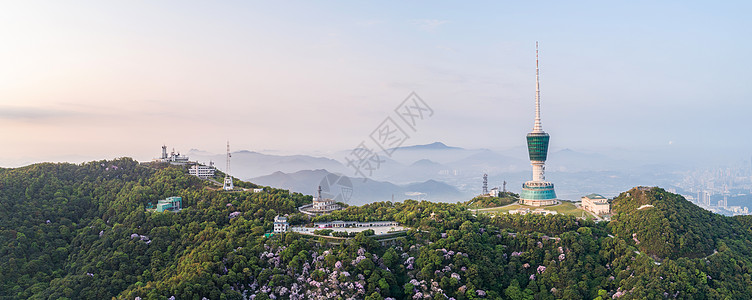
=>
[703,190,711,206]
[520,43,557,206]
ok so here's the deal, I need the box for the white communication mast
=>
[223,141,234,191]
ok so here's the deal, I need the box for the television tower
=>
[519,42,557,206]
[223,141,234,191]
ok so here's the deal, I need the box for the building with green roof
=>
[156,196,182,212]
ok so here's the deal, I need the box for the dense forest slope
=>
[2,161,752,299]
[609,187,737,259]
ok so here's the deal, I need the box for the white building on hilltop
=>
[299,186,342,216]
[313,193,339,211]
[581,194,610,215]
[189,162,215,179]
[154,145,190,165]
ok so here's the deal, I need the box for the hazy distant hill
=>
[250,169,469,204]
[374,141,485,165]
[374,159,446,183]
[189,142,685,201]
[547,148,625,172]
[188,149,349,179]
[391,141,463,151]
[446,149,527,173]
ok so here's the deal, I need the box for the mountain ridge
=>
[2,160,752,298]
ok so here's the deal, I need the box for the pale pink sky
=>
[1,1,750,167]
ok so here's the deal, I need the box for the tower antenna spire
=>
[534,41,543,132]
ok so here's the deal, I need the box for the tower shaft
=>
[532,162,545,181]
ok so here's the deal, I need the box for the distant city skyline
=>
[1,1,751,167]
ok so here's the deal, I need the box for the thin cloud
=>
[412,19,449,32]
[0,106,81,121]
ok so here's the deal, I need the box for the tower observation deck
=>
[520,42,557,206]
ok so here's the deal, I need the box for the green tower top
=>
[527,42,550,162]
[527,132,550,162]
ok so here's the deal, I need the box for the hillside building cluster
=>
[154,145,190,165]
[299,185,342,216]
[479,174,507,198]
[150,145,216,179]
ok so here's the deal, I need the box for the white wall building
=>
[273,215,289,233]
[509,207,557,215]
[313,221,399,228]
[312,196,339,212]
[581,194,610,215]
[189,163,215,179]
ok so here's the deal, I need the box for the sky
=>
[1,1,751,167]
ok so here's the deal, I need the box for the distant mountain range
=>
[188,141,682,202]
[188,149,349,179]
[390,141,463,151]
[250,169,470,205]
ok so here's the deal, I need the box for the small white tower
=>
[223,141,234,191]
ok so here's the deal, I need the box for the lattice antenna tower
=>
[482,173,488,194]
[223,141,234,191]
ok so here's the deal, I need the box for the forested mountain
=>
[3,160,752,299]
[0,159,309,299]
